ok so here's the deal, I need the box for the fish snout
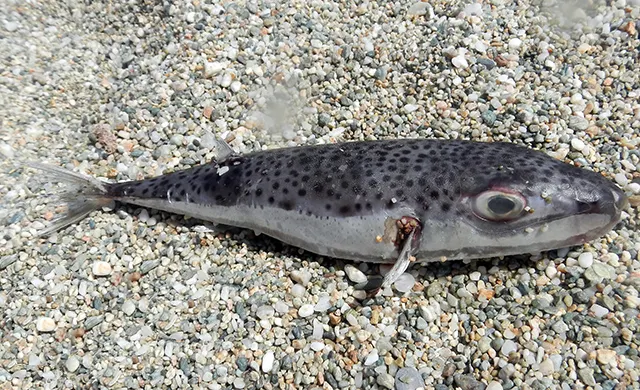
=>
[575,185,627,219]
[611,186,629,213]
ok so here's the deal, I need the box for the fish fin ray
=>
[23,162,113,237]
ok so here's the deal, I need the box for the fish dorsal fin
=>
[214,135,237,162]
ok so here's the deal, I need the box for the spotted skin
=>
[109,139,610,225]
[25,138,621,264]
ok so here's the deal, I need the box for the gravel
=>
[1,0,640,388]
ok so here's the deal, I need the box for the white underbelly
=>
[120,197,418,263]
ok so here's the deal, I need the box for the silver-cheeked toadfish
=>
[27,138,628,291]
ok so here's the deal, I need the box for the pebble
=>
[596,349,617,365]
[0,143,14,159]
[486,381,503,390]
[591,304,609,318]
[4,21,19,32]
[377,373,395,389]
[578,252,593,268]
[204,62,225,78]
[36,317,56,332]
[314,294,331,312]
[122,300,136,316]
[451,54,469,69]
[65,356,80,372]
[508,38,522,50]
[261,351,274,373]
[614,173,628,186]
[298,304,314,318]
[501,340,518,355]
[571,138,586,151]
[539,358,554,375]
[290,270,312,286]
[394,273,416,293]
[365,349,379,366]
[344,265,367,284]
[92,261,112,276]
[395,367,423,390]
[578,368,597,387]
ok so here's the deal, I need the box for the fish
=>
[25,138,627,290]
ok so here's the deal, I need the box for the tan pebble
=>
[329,312,341,325]
[292,339,306,350]
[628,195,640,208]
[203,106,214,119]
[596,349,617,365]
[620,21,636,35]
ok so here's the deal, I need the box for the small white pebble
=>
[220,72,233,87]
[138,209,150,223]
[0,143,15,159]
[486,381,503,390]
[627,182,640,194]
[590,304,609,318]
[230,81,242,93]
[66,356,80,372]
[291,284,305,297]
[570,93,584,104]
[501,340,518,355]
[92,261,112,276]
[122,300,136,316]
[298,304,314,318]
[508,38,522,50]
[393,273,415,293]
[451,54,468,68]
[36,317,56,332]
[364,349,379,366]
[314,294,331,312]
[344,264,367,284]
[614,173,628,186]
[539,358,555,375]
[203,61,225,78]
[274,300,289,314]
[503,328,516,339]
[310,341,325,352]
[571,138,585,151]
[469,271,481,281]
[290,270,312,286]
[545,265,558,279]
[578,252,594,268]
[261,351,274,373]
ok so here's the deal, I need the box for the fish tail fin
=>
[24,162,114,237]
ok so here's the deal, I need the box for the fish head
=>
[417,143,628,260]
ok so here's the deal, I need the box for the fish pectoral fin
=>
[381,228,419,288]
[358,217,422,298]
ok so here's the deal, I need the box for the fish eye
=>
[473,190,526,221]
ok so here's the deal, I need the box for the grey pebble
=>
[377,373,395,389]
[84,316,103,330]
[578,368,596,387]
[454,374,487,390]
[395,367,424,390]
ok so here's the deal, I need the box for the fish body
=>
[30,139,627,265]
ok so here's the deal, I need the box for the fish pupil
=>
[488,196,515,215]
